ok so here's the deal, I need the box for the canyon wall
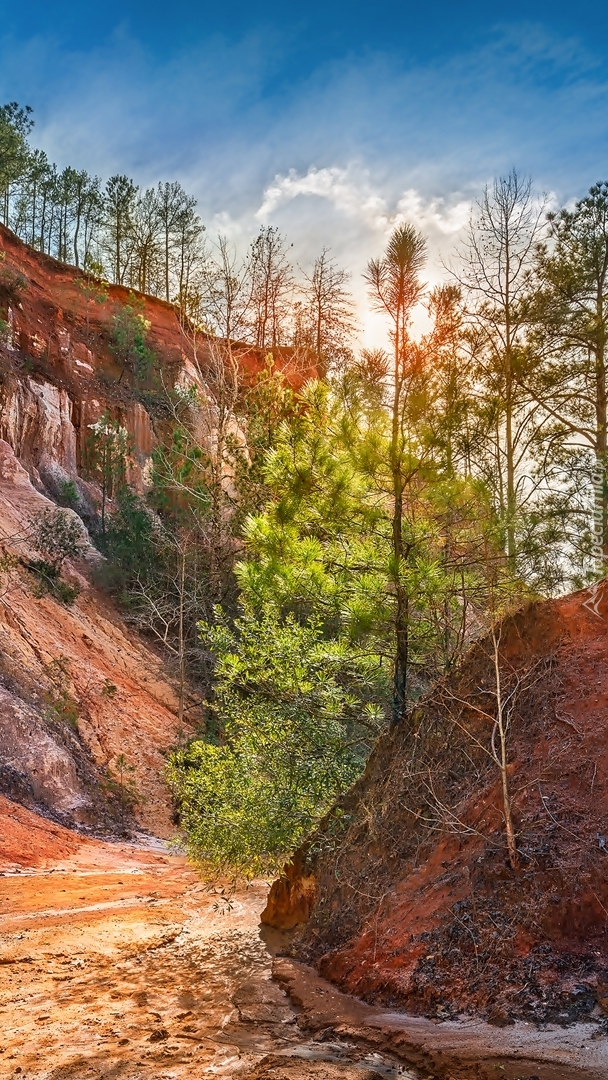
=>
[0,225,296,839]
[0,221,197,500]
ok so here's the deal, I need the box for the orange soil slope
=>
[0,438,194,835]
[0,222,315,422]
[0,794,89,869]
[265,582,608,1026]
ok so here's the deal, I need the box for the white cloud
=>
[256,167,472,240]
[256,165,390,231]
[395,190,471,235]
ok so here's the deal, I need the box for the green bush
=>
[28,508,86,605]
[58,479,79,508]
[167,606,379,880]
[30,507,86,571]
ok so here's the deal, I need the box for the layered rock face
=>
[0,222,314,503]
[0,437,192,835]
[0,227,210,835]
[0,222,187,499]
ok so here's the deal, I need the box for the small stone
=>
[148,1028,168,1042]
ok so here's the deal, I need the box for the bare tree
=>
[296,248,355,375]
[194,235,250,343]
[247,226,294,349]
[455,172,547,570]
[174,201,205,304]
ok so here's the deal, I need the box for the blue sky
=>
[1,1,607,341]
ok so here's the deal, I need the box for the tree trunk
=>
[492,628,518,870]
[177,544,186,734]
[391,316,408,728]
[504,237,517,572]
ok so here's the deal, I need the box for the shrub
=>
[28,508,86,605]
[167,606,376,880]
[58,479,79,508]
[30,507,86,572]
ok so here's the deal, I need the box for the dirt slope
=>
[0,438,196,835]
[264,582,608,1027]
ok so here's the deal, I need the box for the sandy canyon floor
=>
[1,802,606,1080]
[0,814,417,1080]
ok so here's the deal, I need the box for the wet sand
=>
[0,839,418,1079]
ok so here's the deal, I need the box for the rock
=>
[261,851,317,930]
[0,685,94,823]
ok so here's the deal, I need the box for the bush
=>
[28,508,86,605]
[29,560,81,605]
[167,606,378,880]
[57,479,79,508]
[30,507,86,571]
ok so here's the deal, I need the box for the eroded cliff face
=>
[0,438,195,835]
[0,228,220,837]
[0,225,316,841]
[264,586,608,1026]
[0,222,190,499]
[0,222,314,504]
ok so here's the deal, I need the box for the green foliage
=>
[110,294,155,387]
[151,420,212,520]
[0,102,33,202]
[52,578,81,605]
[29,560,81,605]
[0,547,18,602]
[0,549,18,575]
[168,606,380,879]
[100,485,215,711]
[27,507,85,604]
[57,479,79,508]
[238,379,505,685]
[85,411,131,535]
[169,368,514,878]
[30,507,86,570]
[522,181,608,585]
[234,355,297,520]
[100,486,157,585]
